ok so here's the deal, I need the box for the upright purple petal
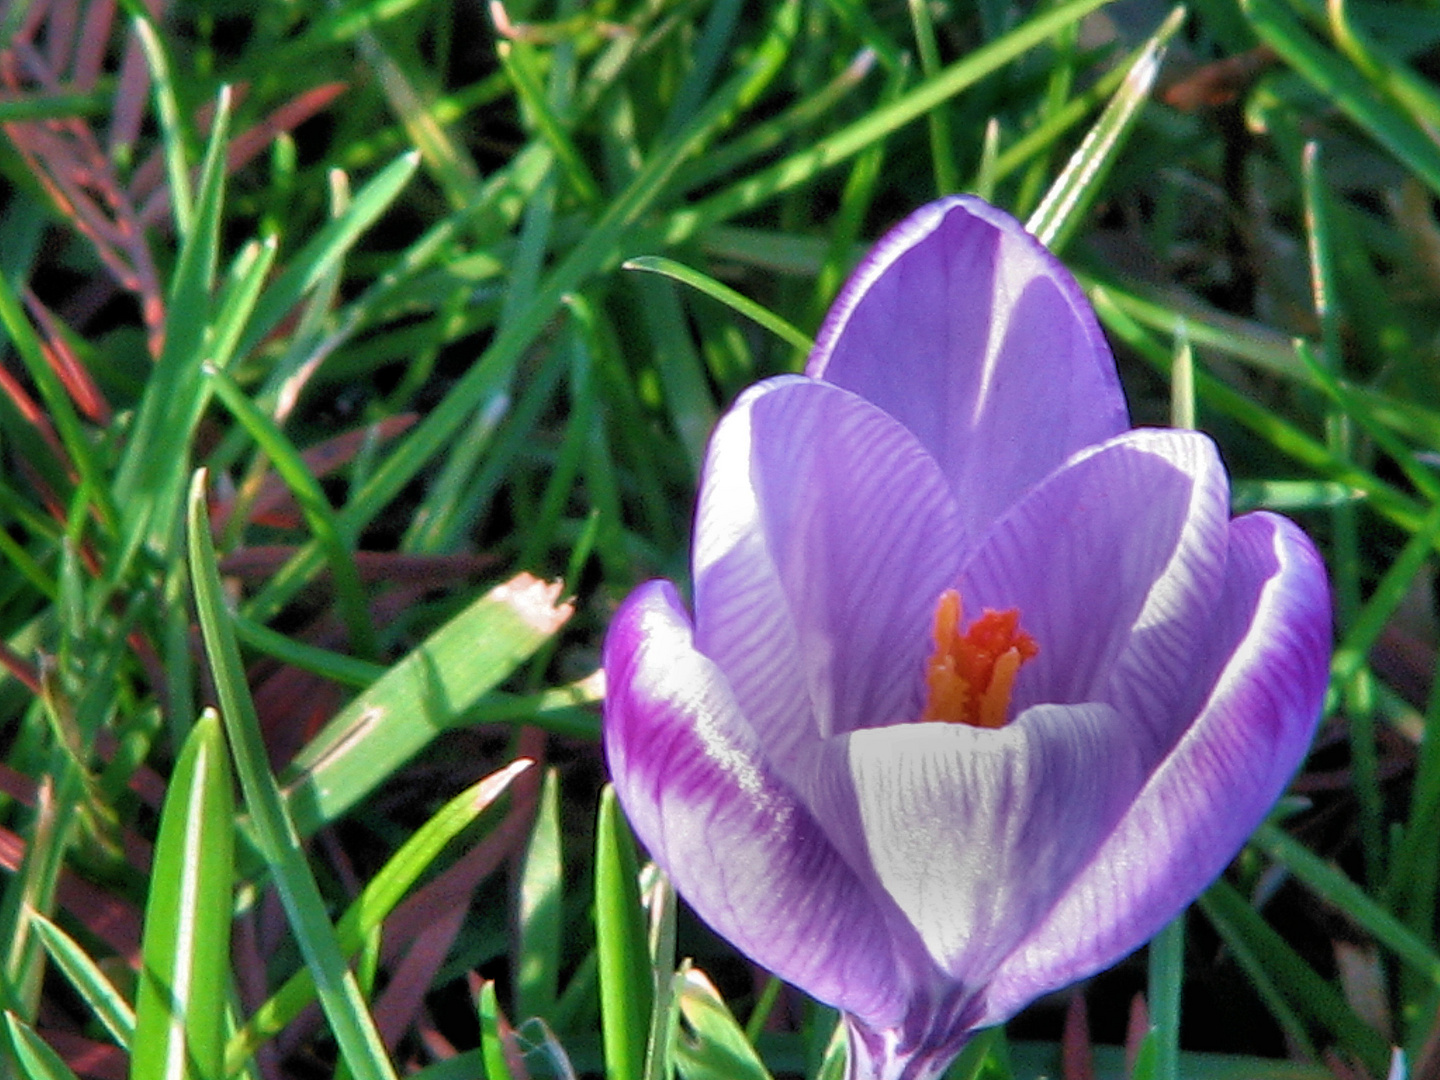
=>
[603,581,931,1032]
[693,377,965,765]
[958,429,1232,754]
[807,197,1128,541]
[977,512,1330,1025]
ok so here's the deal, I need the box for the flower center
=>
[920,589,1039,728]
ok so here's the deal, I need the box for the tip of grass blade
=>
[492,573,574,634]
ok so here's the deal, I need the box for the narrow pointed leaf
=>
[130,709,234,1080]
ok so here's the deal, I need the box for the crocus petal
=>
[807,196,1128,541]
[603,580,929,1032]
[801,702,1147,989]
[693,377,965,763]
[959,429,1231,754]
[977,511,1330,1025]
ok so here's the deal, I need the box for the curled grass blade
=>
[622,256,813,353]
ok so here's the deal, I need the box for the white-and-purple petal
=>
[979,511,1330,1024]
[603,196,1331,1080]
[604,581,932,1032]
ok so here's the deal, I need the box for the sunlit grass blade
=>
[129,12,193,236]
[498,40,600,205]
[4,1011,83,1080]
[1027,6,1184,252]
[672,967,774,1080]
[112,85,232,571]
[643,871,678,1080]
[663,0,1116,245]
[623,256,813,353]
[477,980,517,1080]
[129,708,233,1080]
[185,471,399,1080]
[225,759,530,1072]
[516,768,562,1023]
[1243,0,1440,197]
[596,786,652,1080]
[280,573,570,836]
[29,912,135,1050]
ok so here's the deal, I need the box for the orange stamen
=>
[920,589,1038,728]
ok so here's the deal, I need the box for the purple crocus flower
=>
[603,197,1331,1080]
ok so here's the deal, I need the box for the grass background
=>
[2,0,1440,1077]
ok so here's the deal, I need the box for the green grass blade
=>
[4,1011,82,1080]
[129,12,193,237]
[906,0,959,195]
[516,768,563,1022]
[280,574,570,835]
[112,86,232,569]
[622,256,813,353]
[1199,879,1389,1074]
[478,980,517,1080]
[1252,822,1440,988]
[29,913,135,1050]
[1146,915,1185,1080]
[1243,0,1440,197]
[672,967,774,1080]
[224,760,530,1072]
[0,270,112,533]
[129,709,234,1080]
[596,786,652,1080]
[498,41,600,205]
[644,872,679,1080]
[185,471,400,1080]
[662,0,1116,245]
[234,151,420,361]
[1027,6,1184,252]
[203,363,376,659]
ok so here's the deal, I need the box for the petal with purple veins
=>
[808,196,1128,540]
[959,428,1232,750]
[693,377,965,763]
[603,580,931,1032]
[800,702,1147,989]
[977,512,1331,1025]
